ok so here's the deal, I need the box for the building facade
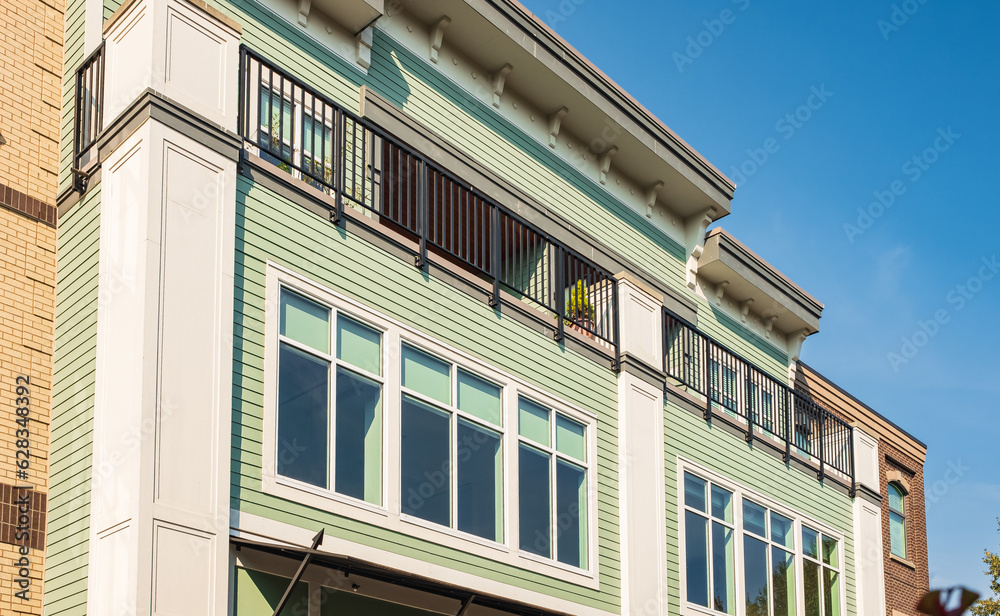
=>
[44,0,926,615]
[796,364,929,616]
[0,0,64,612]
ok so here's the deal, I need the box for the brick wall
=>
[881,440,930,616]
[0,0,65,205]
[0,0,63,611]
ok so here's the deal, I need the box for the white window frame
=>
[261,262,599,587]
[676,458,847,616]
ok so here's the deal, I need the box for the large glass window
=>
[518,398,588,568]
[682,470,841,616]
[888,483,907,559]
[400,345,504,543]
[276,289,383,505]
[683,472,735,614]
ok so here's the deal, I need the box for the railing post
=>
[703,340,712,422]
[489,205,500,307]
[848,425,857,497]
[611,278,620,371]
[415,160,428,268]
[332,109,343,224]
[553,246,565,342]
[783,388,791,463]
[817,409,826,482]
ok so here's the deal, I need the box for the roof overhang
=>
[697,228,823,336]
[311,0,383,34]
[394,0,734,220]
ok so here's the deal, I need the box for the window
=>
[802,527,841,616]
[518,397,589,568]
[265,268,597,581]
[276,289,383,504]
[681,469,842,616]
[684,473,735,613]
[888,483,906,559]
[399,344,504,543]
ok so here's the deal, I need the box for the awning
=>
[230,534,576,616]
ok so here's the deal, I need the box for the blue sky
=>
[518,0,1000,597]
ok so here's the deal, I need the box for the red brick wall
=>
[880,440,929,616]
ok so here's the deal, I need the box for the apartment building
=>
[45,0,927,615]
[0,0,63,613]
[796,364,929,616]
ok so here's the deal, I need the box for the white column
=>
[617,274,668,616]
[88,1,238,614]
[852,428,886,616]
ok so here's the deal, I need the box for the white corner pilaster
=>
[616,273,668,616]
[89,2,238,615]
[853,426,886,616]
[103,0,241,133]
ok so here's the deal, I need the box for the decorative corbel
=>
[686,207,717,290]
[490,64,512,108]
[430,16,451,63]
[644,181,664,218]
[355,27,374,70]
[297,0,311,26]
[714,281,729,305]
[598,146,618,185]
[740,299,754,323]
[764,314,779,339]
[547,107,568,148]
[789,329,809,362]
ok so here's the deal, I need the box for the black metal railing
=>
[238,47,619,361]
[663,309,854,484]
[73,42,105,191]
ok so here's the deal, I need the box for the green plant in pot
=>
[566,279,596,331]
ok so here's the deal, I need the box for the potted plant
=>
[566,279,596,337]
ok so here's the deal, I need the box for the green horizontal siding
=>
[233,178,621,612]
[44,187,101,616]
[664,401,856,616]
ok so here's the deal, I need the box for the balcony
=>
[237,46,619,365]
[663,309,855,491]
[73,42,105,192]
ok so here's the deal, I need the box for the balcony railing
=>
[664,309,855,487]
[73,42,105,192]
[238,46,619,362]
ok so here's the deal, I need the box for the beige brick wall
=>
[0,0,66,205]
[0,206,55,613]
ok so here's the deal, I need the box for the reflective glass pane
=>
[519,444,551,557]
[457,370,501,426]
[518,398,550,446]
[772,547,796,616]
[277,344,328,488]
[556,459,587,568]
[337,316,381,375]
[744,535,769,616]
[400,395,450,526]
[334,368,381,504]
[711,485,733,523]
[401,345,451,404]
[823,568,841,616]
[822,535,839,568]
[803,526,820,559]
[457,419,502,542]
[888,484,904,514]
[556,414,586,462]
[713,521,736,614]
[804,560,821,616]
[685,510,710,608]
[684,473,707,512]
[890,512,906,558]
[743,500,768,537]
[281,291,329,353]
[771,512,794,548]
